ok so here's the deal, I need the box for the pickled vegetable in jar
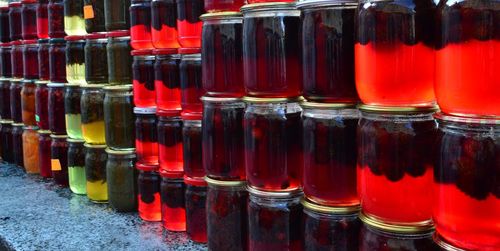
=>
[51,134,69,187]
[38,130,52,178]
[135,107,158,164]
[21,79,37,126]
[65,35,86,85]
[81,85,106,144]
[83,0,105,33]
[22,126,40,174]
[103,85,135,150]
[151,0,180,49]
[130,0,154,50]
[35,80,50,130]
[160,171,186,231]
[12,123,24,167]
[38,39,50,80]
[49,38,67,83]
[48,83,66,134]
[22,40,39,80]
[84,32,108,84]
[48,0,65,38]
[64,0,86,36]
[104,0,130,31]
[64,84,83,139]
[137,162,162,221]
[10,79,23,124]
[37,0,49,39]
[85,143,108,203]
[154,49,181,111]
[68,138,86,195]
[185,176,207,243]
[132,49,156,108]
[106,31,132,85]
[106,148,138,212]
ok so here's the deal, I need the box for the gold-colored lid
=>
[84,143,107,149]
[205,176,247,187]
[105,148,136,155]
[35,80,49,85]
[201,96,242,103]
[247,185,303,198]
[12,123,25,127]
[67,138,85,143]
[0,120,13,124]
[301,198,360,215]
[103,84,133,91]
[358,104,439,114]
[241,2,298,13]
[37,129,52,134]
[434,112,499,125]
[46,82,65,87]
[359,212,434,234]
[50,134,68,138]
[301,101,357,109]
[80,84,106,89]
[433,233,466,251]
[242,96,303,103]
[200,11,242,21]
[296,0,358,9]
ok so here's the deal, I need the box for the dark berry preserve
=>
[48,83,66,135]
[11,41,23,79]
[48,0,65,38]
[21,0,38,40]
[0,79,11,120]
[137,162,162,221]
[182,118,204,178]
[49,38,67,83]
[10,79,23,124]
[176,0,204,48]
[51,134,69,187]
[134,107,158,165]
[9,2,22,41]
[0,120,13,163]
[160,171,186,232]
[132,49,156,108]
[37,0,49,39]
[38,130,52,178]
[12,123,24,167]
[180,48,203,116]
[154,49,181,111]
[38,39,50,81]
[0,43,12,78]
[0,7,10,43]
[22,40,39,79]
[184,176,208,243]
[35,81,49,130]
[151,0,180,49]
[130,0,154,50]
[157,111,183,173]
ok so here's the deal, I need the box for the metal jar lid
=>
[200,11,243,21]
[134,107,157,114]
[301,198,360,215]
[358,104,439,114]
[296,0,358,9]
[243,96,304,104]
[241,2,298,13]
[301,101,357,110]
[358,212,434,234]
[247,185,303,199]
[105,148,136,156]
[205,176,247,188]
[84,143,107,149]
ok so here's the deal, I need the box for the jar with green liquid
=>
[64,0,86,36]
[85,143,108,202]
[81,85,106,144]
[65,36,86,85]
[64,84,83,139]
[68,138,86,194]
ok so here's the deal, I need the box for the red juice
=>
[9,2,22,41]
[0,43,12,77]
[51,134,69,187]
[184,176,207,243]
[204,0,244,12]
[0,7,10,43]
[247,0,293,3]
[35,81,49,130]
[22,40,39,79]
[130,0,154,50]
[182,119,203,178]
[176,0,204,48]
[49,38,67,83]
[0,121,13,163]
[12,124,24,167]
[0,79,11,120]
[48,0,65,38]
[135,108,159,164]
[160,171,186,231]
[10,80,23,124]
[11,41,23,79]
[132,49,156,108]
[157,111,184,173]
[137,163,162,222]
[153,49,181,111]
[179,48,203,115]
[48,83,66,135]
[151,0,180,49]
[36,0,49,39]
[21,0,38,40]
[38,39,50,80]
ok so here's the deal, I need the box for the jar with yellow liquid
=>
[81,84,105,144]
[85,143,108,203]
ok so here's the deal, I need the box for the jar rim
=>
[435,112,499,125]
[46,83,65,87]
[152,48,178,55]
[301,101,357,109]
[433,233,465,251]
[296,0,358,9]
[105,147,136,155]
[358,104,438,114]
[136,162,159,171]
[157,109,182,117]
[12,123,24,127]
[241,2,298,13]
[243,96,303,103]
[159,170,184,179]
[49,38,66,44]
[131,49,153,56]
[0,120,13,124]
[358,212,434,234]
[22,125,39,130]
[179,47,201,54]
[205,176,247,187]
[37,130,52,134]
[64,35,86,41]
[134,107,157,114]
[247,186,303,198]
[201,96,242,103]
[184,176,207,186]
[50,134,68,139]
[80,84,105,89]
[200,11,242,21]
[67,138,85,143]
[103,84,133,92]
[106,30,130,38]
[35,80,49,85]
[22,39,38,45]
[301,198,360,215]
[85,32,108,40]
[84,143,107,149]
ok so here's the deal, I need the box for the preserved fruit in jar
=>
[157,111,183,173]
[11,41,23,79]
[38,39,50,80]
[68,138,86,195]
[37,0,49,39]
[38,130,52,178]
[12,123,24,167]
[185,176,207,243]
[154,49,181,111]
[35,81,49,130]
[51,134,69,187]
[132,49,156,107]
[104,0,130,31]
[10,79,23,124]
[84,32,108,84]
[65,35,86,85]
[135,107,158,164]
[83,0,105,33]
[81,85,106,144]
[48,83,66,134]
[103,85,135,149]
[176,0,204,48]
[85,143,108,203]
[106,148,138,212]
[49,38,67,83]
[0,7,9,43]
[21,79,36,126]
[204,0,244,12]
[21,0,38,40]
[9,2,22,41]
[137,162,162,221]
[130,0,153,50]
[151,0,180,49]
[22,126,39,174]
[48,0,65,38]
[183,119,203,178]
[0,44,12,78]
[107,31,132,85]
[0,120,13,163]
[0,79,11,120]
[180,49,203,115]
[64,0,86,35]
[64,85,83,139]
[22,40,39,79]
[160,171,186,231]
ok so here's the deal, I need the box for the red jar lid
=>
[65,35,86,41]
[157,109,181,117]
[22,39,38,45]
[160,169,184,179]
[184,176,207,187]
[11,40,22,45]
[0,42,11,47]
[153,48,178,55]
[131,49,153,56]
[136,162,159,171]
[181,111,202,121]
[0,6,8,10]
[21,0,37,3]
[178,47,201,54]
[106,30,130,38]
[9,2,21,7]
[85,32,107,40]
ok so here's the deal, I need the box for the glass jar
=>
[202,97,245,180]
[38,39,50,80]
[176,0,204,48]
[243,98,303,191]
[48,0,65,38]
[38,130,52,178]
[241,3,301,98]
[64,0,86,36]
[104,0,130,31]
[22,126,39,173]
[81,85,106,144]
[182,118,203,178]
[0,120,13,163]
[51,134,69,187]
[22,40,39,79]
[160,171,186,231]
[154,49,181,111]
[132,49,156,108]
[9,2,22,41]
[206,178,248,250]
[0,44,12,78]
[180,49,203,115]
[21,0,38,40]
[11,41,23,79]
[151,0,180,49]
[48,83,66,134]
[106,31,132,85]
[302,102,359,207]
[356,0,436,107]
[65,35,86,85]
[200,12,244,97]
[35,80,49,130]
[134,107,158,164]
[12,123,24,167]
[64,84,83,139]
[21,79,36,126]
[103,85,135,149]
[85,143,108,203]
[248,188,303,250]
[49,38,67,83]
[83,0,105,33]
[0,78,11,120]
[67,138,86,195]
[433,114,499,250]
[37,0,49,39]
[0,7,9,43]
[130,0,153,50]
[357,105,437,227]
[185,176,207,243]
[84,32,108,84]
[137,162,162,221]
[106,148,138,212]
[10,79,23,124]
[157,111,183,173]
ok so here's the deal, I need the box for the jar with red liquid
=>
[159,170,186,231]
[184,176,207,243]
[35,80,49,130]
[10,79,23,124]
[9,2,22,41]
[48,0,65,38]
[433,114,499,250]
[48,83,66,134]
[12,123,24,167]
[241,3,301,98]
[37,0,49,39]
[357,105,438,228]
[21,79,36,126]
[134,107,158,164]
[129,0,153,50]
[83,0,105,33]
[202,97,245,180]
[132,49,155,107]
[104,0,130,31]
[49,38,67,83]
[176,0,204,48]
[84,32,108,85]
[38,130,52,178]
[157,110,183,173]
[302,102,359,207]
[182,118,204,178]
[51,134,69,187]
[154,49,181,111]
[21,0,38,40]
[0,6,10,43]
[151,0,180,49]
[356,0,437,107]
[302,199,361,251]
[0,79,11,120]
[200,12,244,97]
[180,48,203,115]
[0,43,12,78]
[243,97,303,192]
[11,41,23,79]
[38,39,50,81]
[22,40,39,79]
[137,162,162,221]
[204,0,243,12]
[0,120,13,163]
[206,177,248,251]
[248,187,303,250]
[106,31,132,85]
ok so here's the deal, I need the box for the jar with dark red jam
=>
[200,12,244,97]
[21,0,38,40]
[0,120,13,163]
[104,0,130,31]
[176,0,204,48]
[185,176,207,243]
[159,170,186,231]
[83,0,105,33]
[357,105,437,228]
[65,35,86,85]
[10,79,23,124]
[206,178,248,251]
[11,41,23,79]
[48,0,65,38]
[132,49,156,107]
[38,39,50,80]
[157,110,183,173]
[241,3,301,98]
[64,0,86,36]
[106,148,138,212]
[35,80,49,130]
[107,31,132,85]
[0,78,11,120]
[49,38,67,83]
[21,80,36,126]
[130,0,153,50]
[9,2,22,41]
[12,123,24,167]
[302,199,361,251]
[103,85,135,150]
[202,97,245,180]
[154,49,181,111]
[0,7,10,43]
[204,0,243,12]
[0,43,12,78]
[356,0,436,107]
[51,134,69,186]
[84,32,108,84]
[433,114,499,250]
[37,0,49,39]
[38,130,52,178]
[244,97,303,192]
[248,188,303,250]
[182,118,203,178]
[137,162,162,221]
[48,83,66,134]
[22,40,39,79]
[151,0,180,49]
[85,143,108,203]
[302,102,359,207]
[180,48,203,115]
[135,107,158,164]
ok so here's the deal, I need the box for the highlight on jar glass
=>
[241,3,301,98]
[355,0,437,107]
[134,107,158,164]
[0,78,11,120]
[180,48,203,115]
[84,143,108,203]
[37,0,49,39]
[64,0,86,36]
[103,85,135,150]
[84,32,108,85]
[204,0,243,12]
[106,30,132,85]
[104,0,130,31]
[206,178,248,250]
[176,0,204,48]
[38,39,50,80]
[159,170,186,232]
[0,43,12,78]
[49,38,67,83]
[182,117,204,178]
[35,80,49,130]
[243,97,303,192]
[10,79,23,124]
[433,114,500,251]
[106,148,138,212]
[137,162,162,221]
[248,187,303,250]
[0,120,13,163]
[64,84,83,139]
[12,123,25,167]
[81,84,106,144]
[48,83,66,134]
[65,35,86,85]
[157,109,183,173]
[202,97,245,180]
[38,130,52,178]
[22,40,39,80]
[130,0,153,50]
[83,0,105,33]
[67,138,86,195]
[357,105,438,229]
[0,6,10,43]
[154,48,181,111]
[21,0,38,40]
[301,102,359,207]
[184,176,207,243]
[132,49,156,108]
[9,1,22,41]
[11,41,23,79]
[151,0,180,49]
[22,126,40,174]
[21,79,37,126]
[48,0,65,38]
[51,134,69,187]
[200,12,244,97]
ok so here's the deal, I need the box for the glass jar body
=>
[160,177,186,231]
[104,0,130,31]
[38,131,52,178]
[21,81,37,126]
[12,124,24,167]
[68,140,86,194]
[157,116,183,173]
[83,0,105,33]
[63,0,86,35]
[154,54,181,110]
[49,40,67,83]
[176,0,204,48]
[151,0,180,49]
[48,0,65,38]
[51,136,69,187]
[65,39,86,85]
[138,169,162,221]
[107,153,138,212]
[180,53,203,115]
[103,88,135,149]
[10,81,23,123]
[38,40,50,80]
[35,83,50,130]
[22,43,39,79]
[130,0,153,50]
[107,36,132,85]
[81,87,106,144]
[48,84,66,134]
[132,55,156,108]
[183,120,203,178]
[85,145,108,202]
[185,183,207,243]
[64,85,83,139]
[135,113,158,164]
[84,38,108,84]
